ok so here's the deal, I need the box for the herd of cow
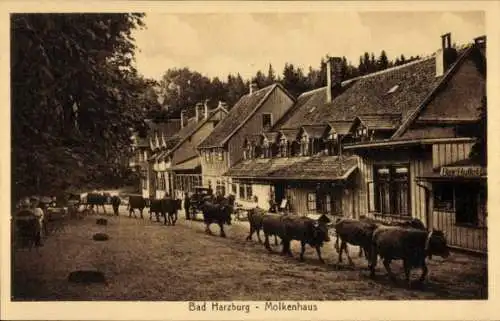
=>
[43,192,450,288]
[244,208,450,288]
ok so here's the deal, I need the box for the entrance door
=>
[455,183,478,226]
[274,183,286,204]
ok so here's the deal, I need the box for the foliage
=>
[12,13,155,199]
[154,48,422,120]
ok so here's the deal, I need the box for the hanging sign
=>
[440,166,486,177]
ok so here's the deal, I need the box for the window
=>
[239,185,245,199]
[218,150,223,161]
[300,135,310,156]
[278,138,288,157]
[373,164,410,217]
[318,190,342,215]
[433,183,454,211]
[245,184,253,201]
[141,170,148,190]
[158,174,166,190]
[307,193,317,211]
[262,113,273,130]
[231,183,237,195]
[216,180,226,196]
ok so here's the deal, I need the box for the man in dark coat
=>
[184,192,191,220]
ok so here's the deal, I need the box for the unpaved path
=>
[12,207,487,300]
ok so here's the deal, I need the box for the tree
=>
[252,70,268,89]
[12,13,152,198]
[267,63,276,84]
[378,50,389,71]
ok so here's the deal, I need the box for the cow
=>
[262,214,288,255]
[200,200,234,237]
[86,193,107,214]
[369,226,450,287]
[128,195,147,218]
[280,214,331,263]
[111,196,121,216]
[356,216,427,258]
[149,197,182,225]
[333,218,379,266]
[246,208,280,246]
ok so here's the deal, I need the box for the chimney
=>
[204,99,209,120]
[436,32,458,77]
[326,57,343,103]
[180,110,187,128]
[249,82,258,94]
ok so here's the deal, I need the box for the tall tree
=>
[378,50,389,71]
[12,13,152,198]
[267,63,276,84]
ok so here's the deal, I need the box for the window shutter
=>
[367,181,376,213]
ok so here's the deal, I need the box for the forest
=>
[151,51,421,120]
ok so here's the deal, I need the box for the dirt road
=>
[11,207,487,300]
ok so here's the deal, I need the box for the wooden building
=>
[197,82,296,204]
[225,33,487,253]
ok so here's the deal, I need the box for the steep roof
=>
[166,106,228,158]
[198,83,294,148]
[277,57,443,130]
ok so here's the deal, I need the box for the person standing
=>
[184,192,191,220]
[30,197,45,246]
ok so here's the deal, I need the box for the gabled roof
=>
[348,113,402,133]
[301,124,328,138]
[198,83,295,149]
[328,121,353,135]
[392,44,483,138]
[166,106,228,157]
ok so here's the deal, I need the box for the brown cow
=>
[246,208,280,245]
[281,214,331,263]
[369,226,450,287]
[200,200,233,237]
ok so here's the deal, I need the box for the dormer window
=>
[262,139,270,158]
[278,137,288,157]
[300,134,310,156]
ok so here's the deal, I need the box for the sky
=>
[132,11,485,81]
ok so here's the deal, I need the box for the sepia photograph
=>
[2,1,495,320]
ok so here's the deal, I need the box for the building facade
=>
[225,33,487,253]
[197,83,296,205]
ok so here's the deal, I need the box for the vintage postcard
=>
[1,1,498,320]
